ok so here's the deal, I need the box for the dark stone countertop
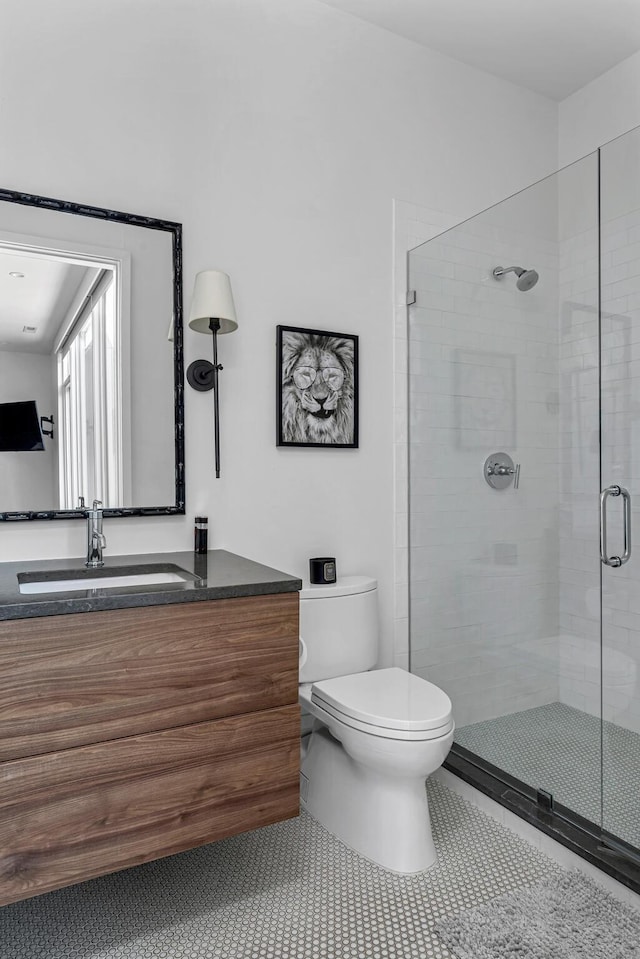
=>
[0,550,302,621]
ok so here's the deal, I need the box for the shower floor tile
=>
[456,701,640,849]
[1,780,554,959]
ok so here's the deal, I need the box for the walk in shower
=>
[407,124,640,882]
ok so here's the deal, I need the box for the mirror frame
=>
[0,186,185,522]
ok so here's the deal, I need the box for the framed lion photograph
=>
[276,325,359,448]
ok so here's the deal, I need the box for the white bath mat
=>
[436,869,640,959]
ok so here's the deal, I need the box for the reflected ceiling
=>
[0,251,96,354]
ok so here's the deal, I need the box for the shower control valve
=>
[490,464,514,476]
[484,452,520,490]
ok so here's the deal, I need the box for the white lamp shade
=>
[189,270,237,334]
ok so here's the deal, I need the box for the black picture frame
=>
[276,325,359,448]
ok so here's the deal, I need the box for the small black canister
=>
[309,557,337,585]
[194,516,208,554]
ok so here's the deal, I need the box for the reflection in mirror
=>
[0,400,45,451]
[0,188,184,520]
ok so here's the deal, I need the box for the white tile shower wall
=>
[555,149,600,721]
[599,136,640,738]
[407,200,561,727]
[559,57,640,739]
[399,133,640,740]
[557,213,601,722]
[600,213,640,735]
[557,139,640,737]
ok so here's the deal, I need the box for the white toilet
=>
[299,575,454,875]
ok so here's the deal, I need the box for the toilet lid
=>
[311,667,452,733]
[299,575,377,600]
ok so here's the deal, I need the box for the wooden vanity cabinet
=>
[0,592,300,906]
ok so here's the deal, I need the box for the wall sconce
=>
[186,270,237,478]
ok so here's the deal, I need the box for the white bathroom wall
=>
[407,178,561,727]
[0,0,558,664]
[559,49,640,166]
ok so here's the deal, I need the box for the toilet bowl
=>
[298,576,454,874]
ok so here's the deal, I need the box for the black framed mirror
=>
[0,187,184,521]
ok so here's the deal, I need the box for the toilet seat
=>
[308,667,453,742]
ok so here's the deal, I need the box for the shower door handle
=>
[600,485,632,567]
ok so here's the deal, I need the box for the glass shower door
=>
[600,126,640,852]
[407,128,640,864]
[407,152,603,826]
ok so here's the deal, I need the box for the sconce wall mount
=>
[186,271,237,478]
[40,414,55,439]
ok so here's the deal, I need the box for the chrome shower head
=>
[493,265,539,291]
[515,268,539,291]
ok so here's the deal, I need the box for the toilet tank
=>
[299,576,378,684]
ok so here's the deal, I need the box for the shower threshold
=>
[446,702,640,895]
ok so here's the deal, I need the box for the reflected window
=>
[57,269,122,508]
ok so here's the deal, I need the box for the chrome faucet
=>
[86,499,106,568]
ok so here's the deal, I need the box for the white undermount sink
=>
[19,568,193,595]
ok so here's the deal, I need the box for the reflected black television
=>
[0,400,45,451]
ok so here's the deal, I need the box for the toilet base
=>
[300,726,438,874]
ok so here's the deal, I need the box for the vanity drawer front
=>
[0,703,300,906]
[0,593,299,762]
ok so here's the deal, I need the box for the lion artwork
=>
[280,330,356,445]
